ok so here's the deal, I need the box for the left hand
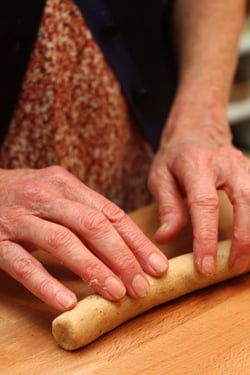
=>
[148,114,250,275]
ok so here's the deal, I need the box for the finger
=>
[0,240,77,311]
[185,178,219,275]
[215,150,250,273]
[99,201,169,276]
[42,168,168,277]
[226,191,250,274]
[14,215,152,300]
[148,165,187,243]
[14,216,128,300]
[47,198,168,278]
[215,147,250,271]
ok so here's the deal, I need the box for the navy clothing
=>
[0,0,177,151]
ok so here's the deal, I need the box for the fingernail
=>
[149,252,168,273]
[157,223,169,233]
[233,256,249,274]
[132,274,149,298]
[56,291,76,309]
[201,255,215,275]
[104,277,126,300]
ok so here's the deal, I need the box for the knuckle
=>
[175,146,204,167]
[43,165,70,186]
[158,203,187,227]
[82,211,107,232]
[12,256,36,281]
[21,183,50,205]
[148,166,164,184]
[193,234,217,243]
[46,228,73,250]
[102,202,126,224]
[0,209,22,238]
[234,184,250,203]
[86,248,134,277]
[45,165,67,177]
[158,203,181,217]
[110,253,136,274]
[218,146,245,176]
[37,278,55,298]
[218,145,243,160]
[189,194,219,212]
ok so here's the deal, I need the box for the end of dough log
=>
[52,240,250,351]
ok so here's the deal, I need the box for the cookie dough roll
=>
[52,240,249,351]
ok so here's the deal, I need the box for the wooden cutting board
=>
[0,196,249,374]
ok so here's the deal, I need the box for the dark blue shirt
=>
[75,0,175,151]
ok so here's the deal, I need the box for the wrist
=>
[161,90,233,146]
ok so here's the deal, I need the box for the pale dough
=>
[52,192,248,351]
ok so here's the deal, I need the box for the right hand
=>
[0,166,168,311]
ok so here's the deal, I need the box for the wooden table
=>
[1,202,249,374]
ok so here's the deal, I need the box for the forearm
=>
[162,0,247,144]
[149,0,250,277]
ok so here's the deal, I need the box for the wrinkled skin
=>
[147,0,249,278]
[0,167,168,311]
[1,0,248,312]
[148,115,250,276]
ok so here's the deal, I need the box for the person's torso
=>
[0,0,176,149]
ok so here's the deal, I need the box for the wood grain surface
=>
[0,194,249,374]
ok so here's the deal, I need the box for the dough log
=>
[52,240,250,351]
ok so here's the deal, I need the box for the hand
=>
[148,119,250,276]
[0,166,168,311]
